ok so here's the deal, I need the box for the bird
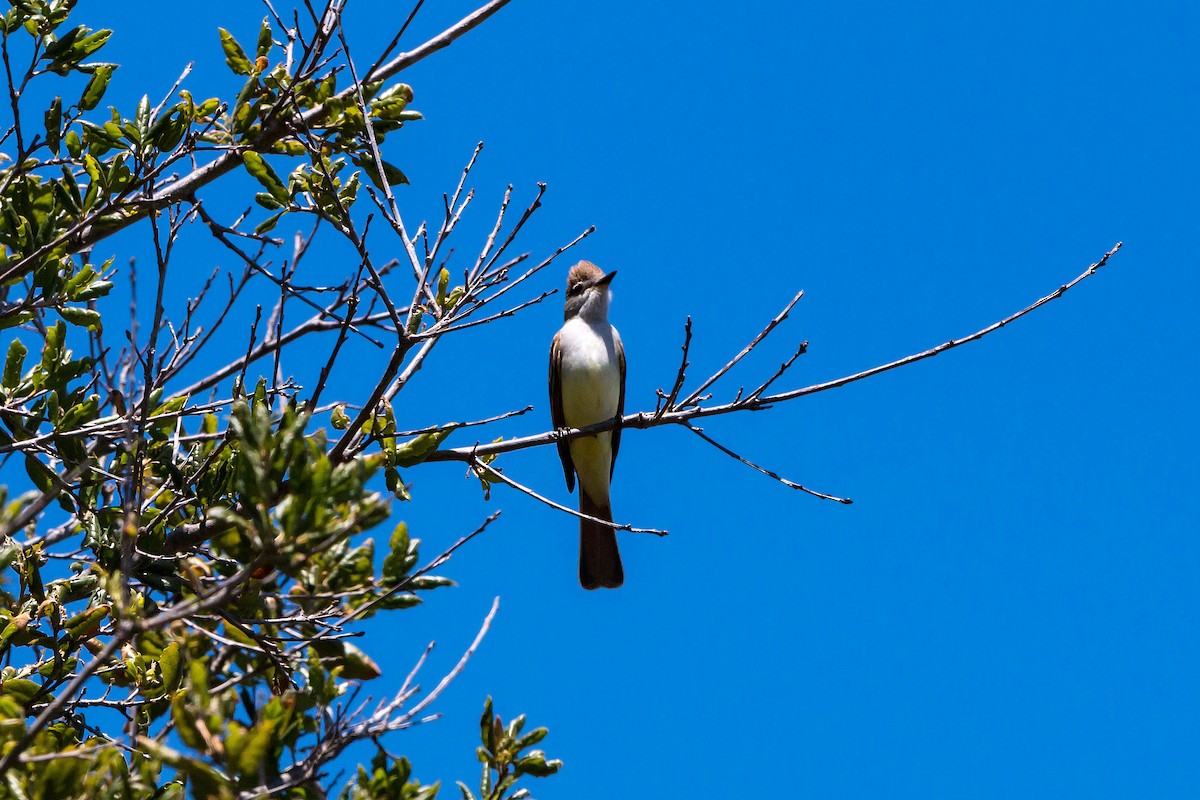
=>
[549,261,626,589]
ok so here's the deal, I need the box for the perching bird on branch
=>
[549,261,626,589]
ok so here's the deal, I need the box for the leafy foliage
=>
[458,697,562,800]
[0,1,561,798]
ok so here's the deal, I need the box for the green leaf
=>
[42,753,91,796]
[65,604,109,639]
[159,642,181,694]
[51,571,98,603]
[254,192,282,210]
[25,455,56,494]
[64,129,82,158]
[393,428,453,468]
[338,171,360,206]
[352,154,410,190]
[2,10,21,36]
[41,25,86,63]
[149,109,187,151]
[379,593,422,610]
[406,575,455,591]
[52,177,78,216]
[384,466,410,501]
[75,29,113,59]
[315,72,336,102]
[0,543,19,574]
[381,522,413,583]
[43,26,111,74]
[270,140,305,156]
[480,696,495,753]
[78,63,115,111]
[218,27,252,75]
[336,642,381,680]
[234,717,277,775]
[3,339,26,389]
[331,405,350,430]
[36,656,77,679]
[256,16,271,58]
[57,393,98,430]
[0,312,33,331]
[137,737,228,798]
[82,154,101,184]
[436,267,450,305]
[371,83,415,121]
[44,96,62,154]
[58,306,101,331]
[0,677,42,703]
[153,394,188,417]
[135,93,150,141]
[514,727,549,751]
[254,211,283,234]
[72,279,113,302]
[382,161,409,186]
[63,263,95,299]
[514,751,561,778]
[242,151,288,204]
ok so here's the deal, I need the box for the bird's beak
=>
[595,270,617,287]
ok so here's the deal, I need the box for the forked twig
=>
[678,289,804,407]
[429,243,1124,465]
[655,315,693,418]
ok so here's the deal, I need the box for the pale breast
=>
[558,319,621,428]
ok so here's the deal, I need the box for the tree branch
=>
[0,0,516,285]
[427,243,1123,466]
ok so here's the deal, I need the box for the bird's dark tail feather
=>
[579,490,624,590]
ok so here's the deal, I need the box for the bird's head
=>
[563,261,616,322]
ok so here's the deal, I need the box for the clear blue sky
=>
[81,0,1199,796]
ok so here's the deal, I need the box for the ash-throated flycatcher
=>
[549,261,626,589]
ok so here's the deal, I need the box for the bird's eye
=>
[568,282,584,296]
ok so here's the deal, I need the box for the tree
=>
[0,0,1119,798]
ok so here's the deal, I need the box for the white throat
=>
[578,287,611,324]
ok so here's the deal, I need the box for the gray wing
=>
[610,330,625,478]
[549,333,575,492]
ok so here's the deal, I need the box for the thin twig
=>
[679,289,804,408]
[746,340,808,402]
[400,596,498,721]
[470,457,667,536]
[391,405,532,437]
[655,316,692,418]
[336,511,501,628]
[685,423,851,503]
[428,244,1123,463]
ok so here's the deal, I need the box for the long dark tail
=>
[579,489,624,590]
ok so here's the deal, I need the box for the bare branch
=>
[685,423,851,504]
[654,316,692,419]
[746,340,808,402]
[679,289,804,408]
[470,457,667,536]
[362,0,513,85]
[393,405,532,437]
[400,595,498,721]
[428,244,1123,467]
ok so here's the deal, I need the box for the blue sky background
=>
[57,0,1200,796]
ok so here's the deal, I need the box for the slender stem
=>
[427,243,1123,464]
